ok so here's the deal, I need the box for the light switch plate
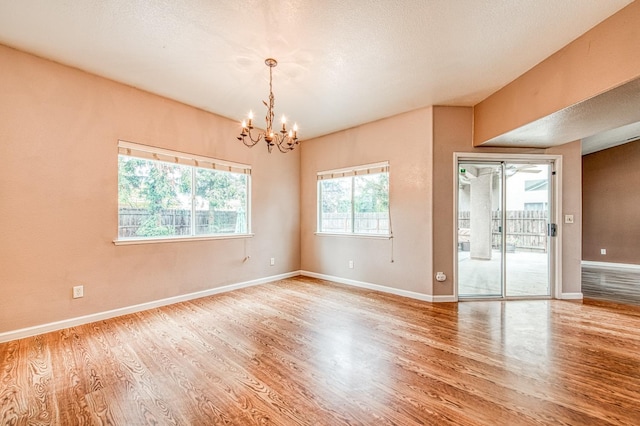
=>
[564,214,574,224]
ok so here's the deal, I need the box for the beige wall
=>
[301,105,584,298]
[474,1,640,145]
[0,45,300,333]
[300,108,434,296]
[583,141,640,265]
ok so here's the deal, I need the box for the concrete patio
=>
[458,250,550,297]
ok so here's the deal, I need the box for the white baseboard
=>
[0,271,300,344]
[582,260,640,270]
[433,295,458,302]
[300,270,454,303]
[560,292,584,300]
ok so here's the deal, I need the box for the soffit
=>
[482,77,640,153]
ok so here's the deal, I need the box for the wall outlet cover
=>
[73,285,84,299]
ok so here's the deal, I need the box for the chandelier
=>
[238,58,299,153]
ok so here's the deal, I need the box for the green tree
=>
[354,174,389,213]
[196,169,246,210]
[118,157,144,207]
[118,157,186,237]
[196,169,247,233]
[320,178,352,213]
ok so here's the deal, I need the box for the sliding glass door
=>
[457,160,553,299]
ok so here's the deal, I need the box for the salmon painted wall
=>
[300,109,434,297]
[0,45,300,334]
[474,0,640,145]
[583,141,640,265]
[300,106,583,299]
[430,107,582,297]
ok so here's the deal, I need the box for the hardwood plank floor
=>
[2,276,640,425]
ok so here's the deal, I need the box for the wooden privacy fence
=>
[320,212,389,234]
[458,210,548,252]
[119,208,239,237]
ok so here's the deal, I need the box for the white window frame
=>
[316,161,391,239]
[114,140,252,245]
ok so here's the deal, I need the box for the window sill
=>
[314,232,392,240]
[113,234,254,246]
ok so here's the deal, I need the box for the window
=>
[117,141,250,241]
[317,162,390,236]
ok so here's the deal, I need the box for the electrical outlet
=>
[348,260,354,269]
[270,257,275,266]
[73,285,84,299]
[601,248,607,255]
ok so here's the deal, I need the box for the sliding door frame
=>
[452,153,563,301]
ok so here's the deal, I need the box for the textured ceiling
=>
[0,0,633,140]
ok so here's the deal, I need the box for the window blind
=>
[118,140,251,175]
[316,161,389,180]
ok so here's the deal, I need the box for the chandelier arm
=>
[239,137,259,148]
[274,134,298,153]
[247,128,264,144]
[239,128,265,147]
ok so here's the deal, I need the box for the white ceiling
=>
[0,0,633,141]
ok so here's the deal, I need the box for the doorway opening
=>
[455,154,560,300]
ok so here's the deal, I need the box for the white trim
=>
[560,292,584,300]
[0,271,299,344]
[114,233,254,245]
[433,295,458,302]
[300,270,453,303]
[314,232,392,240]
[553,157,563,299]
[582,260,640,270]
[455,153,562,162]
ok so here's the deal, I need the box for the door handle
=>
[548,223,557,237]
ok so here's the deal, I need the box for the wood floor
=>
[2,276,640,425]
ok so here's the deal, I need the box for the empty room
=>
[1,1,639,424]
